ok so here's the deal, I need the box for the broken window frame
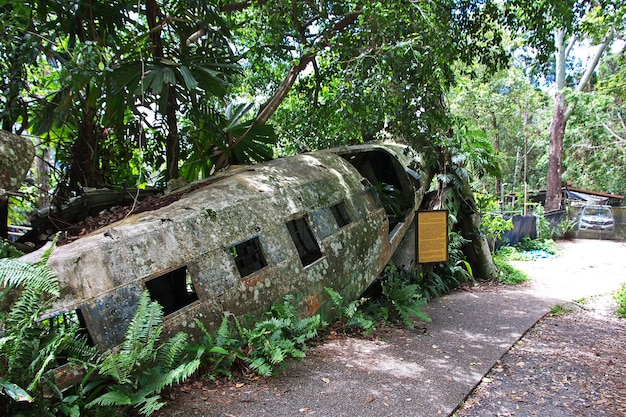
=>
[330,201,352,228]
[38,308,94,363]
[229,236,269,278]
[286,216,323,266]
[144,266,199,316]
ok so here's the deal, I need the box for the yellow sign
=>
[417,210,448,263]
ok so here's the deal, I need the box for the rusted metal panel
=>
[21,143,426,352]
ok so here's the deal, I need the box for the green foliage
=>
[615,283,626,318]
[0,243,98,416]
[555,216,577,239]
[449,68,551,193]
[494,245,530,261]
[483,213,514,250]
[325,287,376,335]
[179,101,278,180]
[193,316,246,381]
[88,291,200,416]
[0,241,24,259]
[374,183,403,222]
[476,193,514,250]
[415,232,476,300]
[235,296,323,377]
[549,304,573,316]
[515,236,557,255]
[493,256,531,285]
[193,295,324,379]
[365,266,431,328]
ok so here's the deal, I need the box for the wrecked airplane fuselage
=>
[22,143,425,352]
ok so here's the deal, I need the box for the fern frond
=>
[87,389,132,408]
[0,259,59,298]
[157,332,189,370]
[155,359,200,392]
[120,292,163,357]
[39,234,60,265]
[137,394,166,416]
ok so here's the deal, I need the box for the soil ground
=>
[153,239,626,417]
[455,293,626,417]
[455,239,626,417]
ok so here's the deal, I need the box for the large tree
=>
[223,0,508,153]
[563,47,626,194]
[449,67,552,199]
[506,0,625,211]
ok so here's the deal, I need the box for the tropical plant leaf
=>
[0,378,32,403]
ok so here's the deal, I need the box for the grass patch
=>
[549,304,573,316]
[493,256,530,285]
[615,283,626,318]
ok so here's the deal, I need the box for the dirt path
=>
[456,239,626,417]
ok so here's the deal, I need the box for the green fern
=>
[380,268,431,328]
[0,258,60,298]
[89,291,200,416]
[325,287,376,335]
[192,316,244,380]
[0,241,24,259]
[236,296,323,377]
[0,243,98,416]
[193,296,323,379]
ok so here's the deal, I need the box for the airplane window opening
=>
[145,266,199,316]
[39,309,94,363]
[286,217,322,266]
[230,236,268,277]
[331,201,352,228]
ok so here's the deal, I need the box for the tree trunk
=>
[36,142,51,208]
[544,28,612,211]
[421,164,498,281]
[0,197,7,240]
[146,0,179,181]
[545,28,567,212]
[546,93,566,211]
[458,209,498,281]
[0,130,35,239]
[70,101,100,189]
[165,85,179,181]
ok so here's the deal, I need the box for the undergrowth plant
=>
[88,291,201,416]
[615,283,626,318]
[492,256,530,285]
[365,265,431,328]
[476,193,514,251]
[193,295,324,379]
[515,236,557,254]
[193,316,245,381]
[325,287,376,335]
[235,296,324,377]
[415,232,475,300]
[549,304,573,316]
[0,238,98,417]
[0,240,24,259]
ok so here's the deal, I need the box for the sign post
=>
[417,210,448,264]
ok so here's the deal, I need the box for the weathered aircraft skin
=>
[22,143,425,353]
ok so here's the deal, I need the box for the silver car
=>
[578,205,615,232]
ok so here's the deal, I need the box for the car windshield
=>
[583,207,612,218]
